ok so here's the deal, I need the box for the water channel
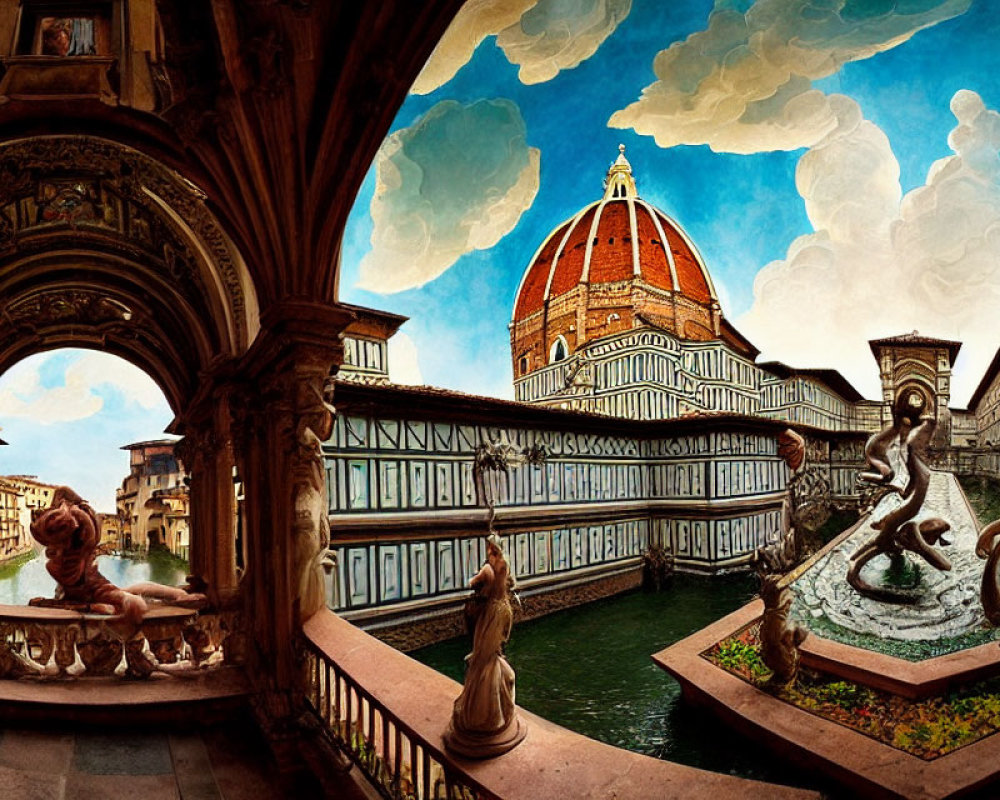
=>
[412,574,831,791]
[0,550,188,605]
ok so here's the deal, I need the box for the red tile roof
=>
[512,197,716,325]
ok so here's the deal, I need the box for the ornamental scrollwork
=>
[5,290,134,330]
[0,137,248,343]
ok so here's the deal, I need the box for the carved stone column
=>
[175,386,239,606]
[230,301,351,760]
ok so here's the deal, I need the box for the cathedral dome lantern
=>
[510,146,741,381]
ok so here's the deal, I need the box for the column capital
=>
[241,299,356,385]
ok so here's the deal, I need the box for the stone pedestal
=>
[443,715,527,759]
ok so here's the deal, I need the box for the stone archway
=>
[0,135,259,605]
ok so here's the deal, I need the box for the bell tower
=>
[868,331,961,445]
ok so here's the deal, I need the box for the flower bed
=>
[704,623,1000,760]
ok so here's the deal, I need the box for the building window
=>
[519,356,528,375]
[17,4,111,56]
[550,335,568,363]
[41,17,94,54]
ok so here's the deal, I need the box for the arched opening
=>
[550,335,569,363]
[0,347,193,603]
[0,137,259,608]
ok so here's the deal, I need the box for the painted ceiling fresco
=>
[340,0,1000,406]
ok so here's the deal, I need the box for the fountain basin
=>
[790,471,997,660]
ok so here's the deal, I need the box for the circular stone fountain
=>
[653,411,1000,798]
[790,471,990,658]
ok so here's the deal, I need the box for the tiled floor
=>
[0,719,299,800]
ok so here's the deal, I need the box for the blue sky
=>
[0,350,173,511]
[343,0,1000,405]
[5,0,1000,507]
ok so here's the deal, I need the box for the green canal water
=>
[0,550,188,605]
[412,574,832,790]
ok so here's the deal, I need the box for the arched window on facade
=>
[550,335,568,363]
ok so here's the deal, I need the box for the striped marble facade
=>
[324,384,858,616]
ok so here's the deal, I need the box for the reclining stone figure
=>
[29,486,206,622]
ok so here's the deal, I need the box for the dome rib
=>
[547,203,598,300]
[638,199,680,291]
[627,197,641,277]
[656,207,717,304]
[511,219,571,322]
[579,198,610,284]
[511,147,720,330]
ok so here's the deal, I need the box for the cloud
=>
[411,0,630,95]
[497,0,632,85]
[359,99,540,294]
[411,0,536,95]
[738,90,1000,404]
[0,351,167,424]
[388,332,424,385]
[609,0,970,154]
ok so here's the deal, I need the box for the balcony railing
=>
[302,608,818,800]
[304,631,484,799]
[0,604,241,679]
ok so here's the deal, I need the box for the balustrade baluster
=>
[367,693,375,753]
[311,651,320,708]
[393,724,402,793]
[421,746,431,800]
[333,669,342,738]
[358,692,367,757]
[323,661,332,725]
[407,735,417,797]
[380,708,389,784]
[345,683,353,751]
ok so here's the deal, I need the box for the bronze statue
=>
[848,389,952,603]
[29,486,205,623]
[976,518,1000,625]
[752,428,830,575]
[752,487,799,576]
[759,574,808,686]
[444,534,526,758]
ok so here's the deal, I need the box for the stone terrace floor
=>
[0,717,307,800]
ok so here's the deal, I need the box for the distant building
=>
[5,475,57,515]
[508,148,876,428]
[98,513,122,550]
[0,478,27,559]
[116,440,190,559]
[3,476,59,546]
[337,303,408,385]
[0,475,68,561]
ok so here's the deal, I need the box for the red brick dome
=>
[512,146,717,325]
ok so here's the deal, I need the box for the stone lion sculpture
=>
[29,487,205,623]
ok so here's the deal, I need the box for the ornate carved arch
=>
[0,136,259,412]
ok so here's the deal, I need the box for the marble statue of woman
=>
[444,534,526,758]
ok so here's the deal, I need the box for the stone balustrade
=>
[0,604,242,679]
